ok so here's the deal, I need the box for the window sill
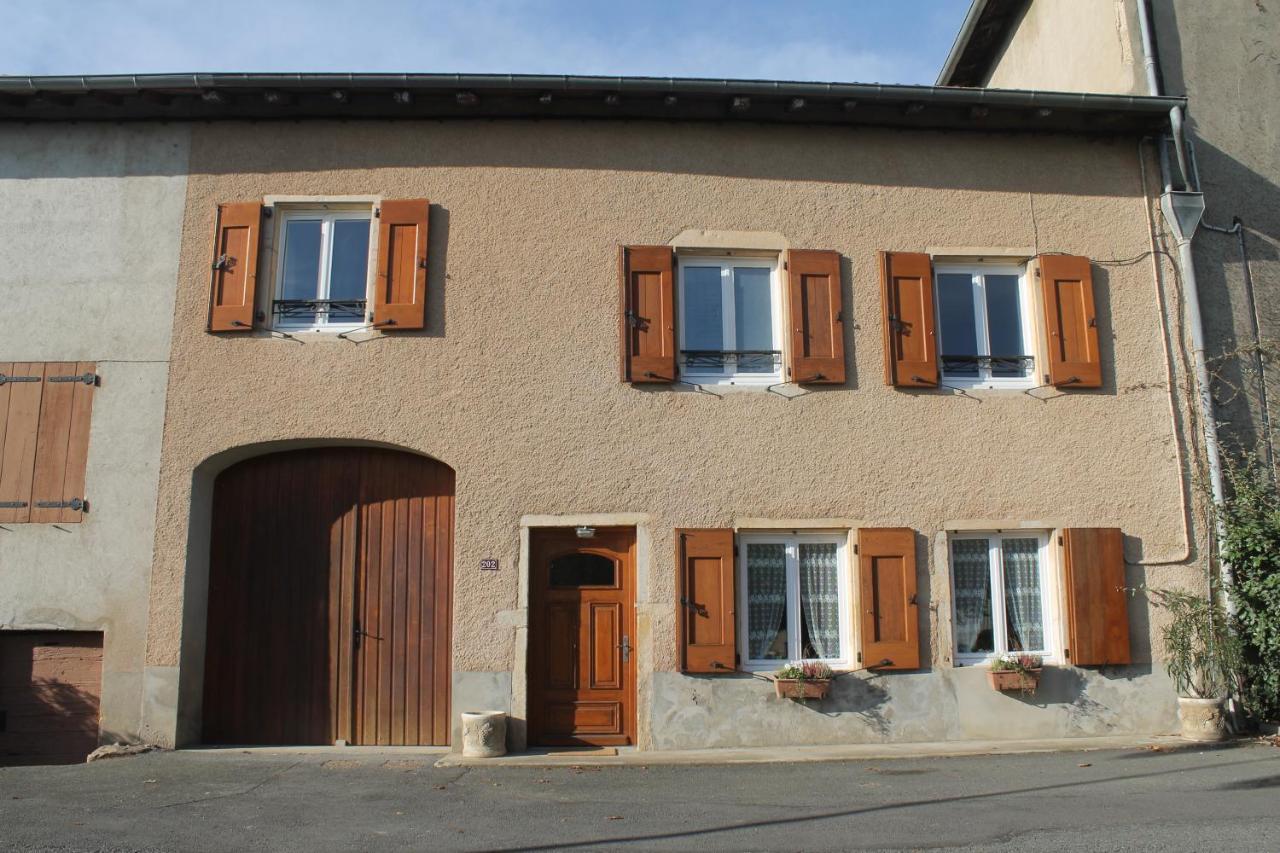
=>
[680,375,784,389]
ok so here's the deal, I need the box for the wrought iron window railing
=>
[941,354,1034,376]
[680,350,782,372]
[272,299,367,324]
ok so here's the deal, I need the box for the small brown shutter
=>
[0,362,42,523]
[858,527,920,670]
[787,249,845,384]
[373,199,430,331]
[620,246,676,383]
[676,528,736,673]
[29,363,95,523]
[1062,527,1132,666]
[880,252,938,387]
[207,202,262,332]
[1038,255,1102,388]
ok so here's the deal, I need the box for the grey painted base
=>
[649,666,1179,750]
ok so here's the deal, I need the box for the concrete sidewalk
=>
[435,734,1183,767]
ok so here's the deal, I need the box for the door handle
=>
[618,635,632,663]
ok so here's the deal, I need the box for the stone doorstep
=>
[432,735,1186,768]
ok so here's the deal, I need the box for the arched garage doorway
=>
[201,447,453,746]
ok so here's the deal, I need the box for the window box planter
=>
[773,678,832,700]
[986,668,1042,694]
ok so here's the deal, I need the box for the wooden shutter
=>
[0,362,95,524]
[857,527,920,670]
[207,202,262,332]
[787,249,845,384]
[373,199,430,330]
[1062,528,1132,666]
[880,252,938,387]
[1038,255,1102,388]
[620,246,676,383]
[676,528,736,673]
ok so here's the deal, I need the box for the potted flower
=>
[1147,587,1242,742]
[987,652,1043,694]
[773,661,834,700]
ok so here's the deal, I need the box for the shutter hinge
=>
[34,498,85,512]
[857,651,863,663]
[853,543,859,555]
[1058,535,1064,546]
[211,254,231,271]
[0,501,29,509]
[1065,648,1071,660]
[374,207,381,218]
[48,372,98,386]
[624,309,643,328]
[0,374,41,385]
[679,596,708,618]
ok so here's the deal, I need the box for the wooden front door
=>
[202,447,453,746]
[528,527,636,746]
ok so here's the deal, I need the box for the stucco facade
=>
[0,123,190,743]
[136,118,1203,750]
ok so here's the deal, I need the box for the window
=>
[677,255,782,384]
[737,533,850,669]
[950,532,1056,663]
[272,208,375,331]
[935,264,1035,388]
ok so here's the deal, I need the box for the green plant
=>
[989,652,1043,674]
[1219,454,1280,720]
[1145,586,1242,699]
[774,661,833,681]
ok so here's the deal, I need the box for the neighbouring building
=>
[939,0,1280,467]
[0,121,189,762]
[0,71,1211,758]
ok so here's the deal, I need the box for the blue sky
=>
[5,1,971,85]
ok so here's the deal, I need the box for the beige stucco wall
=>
[0,123,190,743]
[141,119,1204,748]
[985,0,1146,94]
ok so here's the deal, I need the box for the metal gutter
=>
[0,72,1184,133]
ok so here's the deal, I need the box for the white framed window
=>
[950,531,1058,664]
[271,207,376,331]
[676,255,783,385]
[934,264,1037,389]
[737,532,851,670]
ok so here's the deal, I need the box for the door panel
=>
[528,528,636,746]
[203,447,453,746]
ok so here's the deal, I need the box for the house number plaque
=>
[480,558,499,571]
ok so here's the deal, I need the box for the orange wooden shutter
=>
[676,528,736,673]
[1038,255,1102,388]
[207,202,262,332]
[857,527,920,670]
[880,252,938,387]
[1062,528,1132,666]
[29,363,95,523]
[0,362,95,524]
[373,198,430,330]
[787,249,845,384]
[620,246,676,383]
[0,363,42,523]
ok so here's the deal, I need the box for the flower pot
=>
[987,668,1042,694]
[460,710,508,757]
[1177,696,1228,742]
[774,678,831,700]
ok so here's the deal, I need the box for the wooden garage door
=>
[0,632,103,766]
[202,447,453,746]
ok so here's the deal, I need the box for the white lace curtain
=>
[952,539,993,654]
[799,543,840,659]
[747,543,787,659]
[1002,538,1044,651]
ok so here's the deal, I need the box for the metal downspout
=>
[1138,0,1231,600]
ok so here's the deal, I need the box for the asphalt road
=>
[1,741,1278,852]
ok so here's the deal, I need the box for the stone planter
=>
[1178,696,1228,742]
[987,668,1042,694]
[774,678,831,700]
[460,710,508,757]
